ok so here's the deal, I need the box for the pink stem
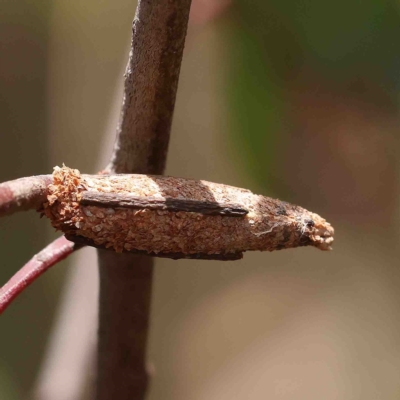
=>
[0,236,81,315]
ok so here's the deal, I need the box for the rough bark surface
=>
[106,0,192,175]
[96,1,192,399]
[97,250,153,400]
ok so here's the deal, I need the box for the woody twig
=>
[96,1,193,399]
[0,165,334,312]
[0,175,52,217]
[0,236,81,315]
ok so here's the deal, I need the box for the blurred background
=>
[1,0,400,399]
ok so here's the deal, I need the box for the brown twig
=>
[0,236,81,315]
[96,250,154,400]
[97,1,192,399]
[106,0,192,175]
[0,175,52,217]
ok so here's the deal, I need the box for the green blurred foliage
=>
[225,15,286,193]
[226,0,400,194]
[276,0,400,82]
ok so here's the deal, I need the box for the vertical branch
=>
[106,0,192,175]
[97,251,154,400]
[97,1,192,399]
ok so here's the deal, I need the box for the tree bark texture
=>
[106,0,192,175]
[96,1,192,399]
[97,251,154,400]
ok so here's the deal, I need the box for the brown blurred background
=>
[1,0,400,399]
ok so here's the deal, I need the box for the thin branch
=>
[97,1,192,399]
[106,0,192,175]
[0,175,52,217]
[0,236,81,315]
[0,174,85,314]
[97,250,154,400]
